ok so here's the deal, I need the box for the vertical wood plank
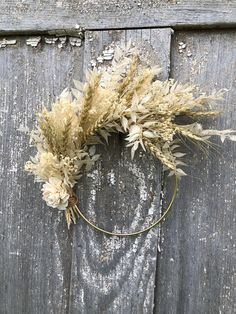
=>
[155,30,236,314]
[0,38,84,314]
[69,28,172,314]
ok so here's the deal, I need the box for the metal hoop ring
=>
[75,175,178,237]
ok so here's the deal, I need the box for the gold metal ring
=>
[75,175,178,237]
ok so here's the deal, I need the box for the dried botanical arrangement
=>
[25,44,236,232]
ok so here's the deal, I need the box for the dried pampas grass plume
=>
[25,43,236,229]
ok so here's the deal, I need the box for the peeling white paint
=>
[26,36,41,47]
[69,37,82,47]
[45,37,58,44]
[102,47,115,61]
[0,38,17,48]
[58,37,66,48]
[97,55,104,63]
[90,59,97,67]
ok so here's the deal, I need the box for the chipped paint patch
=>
[1,36,83,49]
[26,36,41,47]
[45,37,58,44]
[178,41,192,57]
[69,37,82,47]
[58,37,67,48]
[102,47,115,61]
[178,41,186,53]
[90,44,115,68]
[0,39,17,48]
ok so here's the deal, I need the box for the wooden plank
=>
[154,30,236,314]
[0,1,236,34]
[68,29,172,313]
[0,37,84,314]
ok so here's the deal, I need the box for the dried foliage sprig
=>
[25,43,236,228]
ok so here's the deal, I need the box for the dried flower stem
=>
[174,126,206,142]
[61,116,72,155]
[143,139,176,172]
[117,55,139,97]
[79,73,101,129]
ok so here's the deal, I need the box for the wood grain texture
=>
[0,39,83,314]
[0,1,235,33]
[154,30,236,314]
[68,29,172,314]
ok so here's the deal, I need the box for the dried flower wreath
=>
[25,44,236,233]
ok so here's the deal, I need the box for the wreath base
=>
[68,175,178,236]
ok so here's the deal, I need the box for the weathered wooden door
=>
[0,2,235,314]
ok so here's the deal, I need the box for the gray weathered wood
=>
[68,29,172,314]
[0,38,84,314]
[154,30,236,314]
[0,1,236,34]
[1,23,236,314]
